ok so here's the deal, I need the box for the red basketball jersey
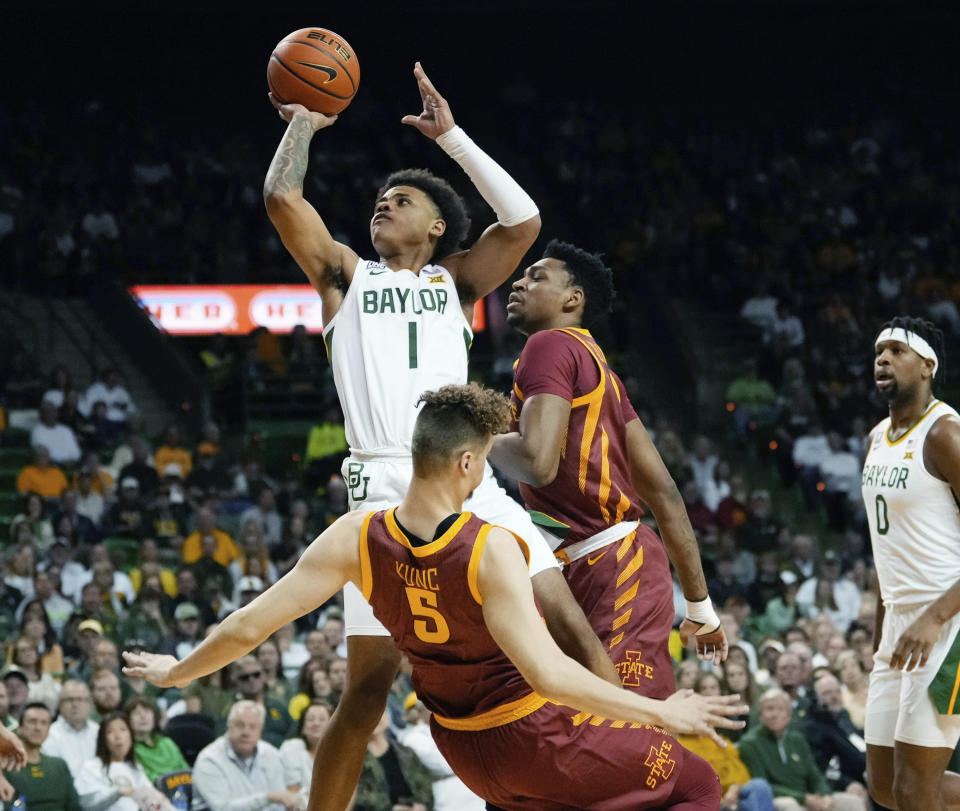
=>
[359,508,536,723]
[510,328,643,548]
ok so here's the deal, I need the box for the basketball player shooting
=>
[263,63,620,810]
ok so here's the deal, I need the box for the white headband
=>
[875,327,939,377]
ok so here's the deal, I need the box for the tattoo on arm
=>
[264,117,314,195]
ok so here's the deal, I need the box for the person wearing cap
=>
[233,575,266,610]
[162,602,205,661]
[861,316,960,810]
[102,477,149,540]
[41,679,98,777]
[796,553,862,633]
[2,669,30,722]
[145,481,188,547]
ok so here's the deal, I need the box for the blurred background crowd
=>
[1,1,958,809]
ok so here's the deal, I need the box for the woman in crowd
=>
[722,658,758,740]
[256,637,290,704]
[280,699,333,796]
[676,658,703,690]
[228,520,278,587]
[288,657,334,721]
[18,599,65,676]
[77,713,172,810]
[124,696,189,781]
[8,636,60,711]
[833,649,868,731]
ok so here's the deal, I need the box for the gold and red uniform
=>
[510,327,677,697]
[359,508,719,810]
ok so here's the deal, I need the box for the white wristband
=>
[685,596,720,633]
[435,126,539,227]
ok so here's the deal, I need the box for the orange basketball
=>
[267,27,360,115]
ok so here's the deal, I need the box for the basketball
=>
[267,27,360,115]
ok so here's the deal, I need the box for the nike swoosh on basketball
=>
[295,61,338,83]
[587,551,608,565]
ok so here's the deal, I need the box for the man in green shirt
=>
[738,689,865,810]
[0,702,80,811]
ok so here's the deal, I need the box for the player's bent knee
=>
[893,768,937,810]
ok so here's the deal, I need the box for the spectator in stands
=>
[796,551,861,633]
[5,543,36,599]
[214,655,291,749]
[683,479,717,534]
[787,534,818,581]
[722,659,757,738]
[181,506,240,567]
[80,369,136,431]
[43,679,99,779]
[726,359,779,443]
[30,400,82,466]
[0,701,81,810]
[327,656,347,707]
[8,637,60,712]
[20,600,63,673]
[40,365,75,411]
[123,695,188,781]
[355,708,433,811]
[52,489,101,545]
[287,658,334,722]
[772,651,810,716]
[792,423,831,509]
[76,712,166,810]
[16,445,68,500]
[737,489,783,555]
[145,483,188,549]
[74,469,105,526]
[89,669,122,721]
[832,650,868,731]
[304,629,331,661]
[128,539,177,597]
[818,432,862,531]
[687,435,719,496]
[280,699,332,798]
[2,669,30,722]
[76,452,115,501]
[186,445,231,505]
[116,586,170,653]
[171,568,217,627]
[160,602,204,661]
[12,494,53,548]
[803,673,868,801]
[738,689,865,811]
[117,438,159,498]
[239,487,282,547]
[193,700,298,810]
[254,638,288,704]
[715,472,751,530]
[320,615,347,660]
[66,619,105,681]
[0,561,24,646]
[102,478,148,540]
[229,522,278,587]
[154,424,192,479]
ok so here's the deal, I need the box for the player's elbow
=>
[529,453,559,487]
[506,213,541,245]
[263,185,301,213]
[223,606,263,648]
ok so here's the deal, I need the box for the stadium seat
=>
[162,712,215,766]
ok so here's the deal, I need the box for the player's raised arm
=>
[624,419,727,665]
[401,62,540,304]
[478,527,746,743]
[263,97,360,322]
[122,511,367,688]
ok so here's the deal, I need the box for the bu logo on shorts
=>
[347,462,370,501]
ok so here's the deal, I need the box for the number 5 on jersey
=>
[405,586,450,643]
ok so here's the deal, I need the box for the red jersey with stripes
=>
[509,328,642,548]
[358,508,534,722]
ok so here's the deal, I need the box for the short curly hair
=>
[543,239,615,326]
[412,383,511,476]
[377,169,471,261]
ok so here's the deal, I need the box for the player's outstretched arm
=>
[263,95,360,322]
[624,419,726,665]
[478,528,746,744]
[891,415,960,671]
[401,62,540,305]
[490,393,571,487]
[122,511,367,688]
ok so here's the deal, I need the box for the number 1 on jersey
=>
[408,321,418,369]
[405,586,450,643]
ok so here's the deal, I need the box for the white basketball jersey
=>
[862,400,960,606]
[322,258,473,454]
